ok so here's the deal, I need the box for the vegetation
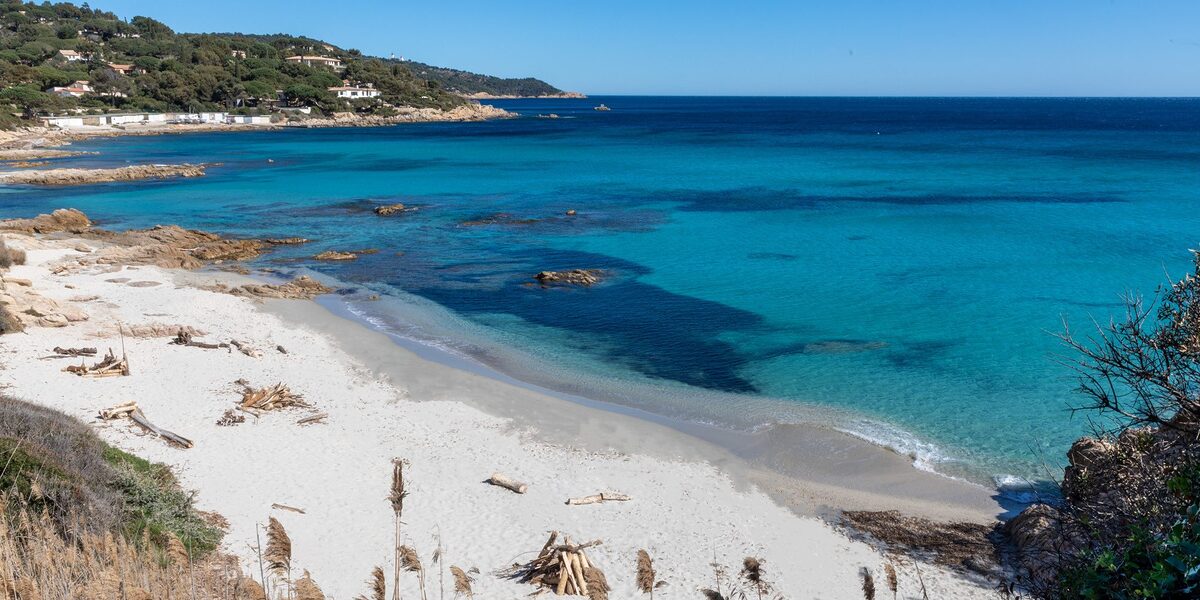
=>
[406,59,567,97]
[0,0,561,124]
[1042,252,1200,598]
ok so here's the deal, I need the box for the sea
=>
[5,96,1199,491]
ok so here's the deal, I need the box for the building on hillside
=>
[106,63,137,76]
[231,50,247,59]
[49,80,94,98]
[285,55,343,69]
[328,83,380,99]
[57,49,85,62]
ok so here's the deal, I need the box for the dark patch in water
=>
[847,235,870,241]
[746,252,799,261]
[660,187,1126,212]
[884,339,961,370]
[758,338,888,359]
[336,247,763,393]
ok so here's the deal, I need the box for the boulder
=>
[374,203,407,216]
[0,208,92,234]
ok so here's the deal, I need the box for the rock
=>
[461,213,542,227]
[565,209,577,216]
[534,269,604,286]
[5,278,32,287]
[0,208,92,234]
[0,164,208,186]
[58,305,88,322]
[374,203,407,216]
[314,251,357,261]
[220,276,333,300]
[37,313,68,327]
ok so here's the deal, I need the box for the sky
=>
[91,0,1200,96]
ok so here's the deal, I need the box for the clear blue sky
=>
[92,0,1199,96]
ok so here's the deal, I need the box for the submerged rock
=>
[461,213,542,227]
[216,276,333,300]
[533,269,604,286]
[314,251,357,261]
[264,237,311,245]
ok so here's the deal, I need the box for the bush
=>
[0,396,223,554]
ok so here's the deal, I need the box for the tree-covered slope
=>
[405,60,576,97]
[0,1,567,121]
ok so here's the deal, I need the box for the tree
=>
[0,85,61,117]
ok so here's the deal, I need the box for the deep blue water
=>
[5,96,1200,485]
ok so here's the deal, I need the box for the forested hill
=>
[0,1,568,123]
[405,60,575,98]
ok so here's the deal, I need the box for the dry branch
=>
[169,330,228,350]
[566,492,630,506]
[97,401,193,448]
[271,503,307,514]
[296,412,328,426]
[502,532,606,597]
[237,382,309,414]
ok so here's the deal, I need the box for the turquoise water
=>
[5,97,1199,486]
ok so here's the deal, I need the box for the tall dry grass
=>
[0,497,259,600]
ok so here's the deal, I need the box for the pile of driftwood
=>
[63,348,129,377]
[98,401,193,448]
[505,532,609,598]
[237,381,311,416]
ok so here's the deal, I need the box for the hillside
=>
[0,1,566,124]
[404,59,580,98]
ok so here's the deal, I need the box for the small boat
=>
[593,104,611,111]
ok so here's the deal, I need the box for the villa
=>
[106,63,137,75]
[49,80,93,98]
[57,49,85,62]
[328,83,380,99]
[284,55,343,69]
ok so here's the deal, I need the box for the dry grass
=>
[0,237,25,269]
[265,516,293,589]
[0,496,257,600]
[883,562,898,600]
[841,510,1002,576]
[636,549,655,595]
[860,567,876,600]
[450,566,473,599]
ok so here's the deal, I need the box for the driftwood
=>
[271,503,306,514]
[502,532,608,598]
[276,345,288,354]
[296,412,328,426]
[486,472,528,494]
[49,346,97,358]
[169,330,228,350]
[231,339,261,358]
[566,492,631,506]
[63,348,129,377]
[97,401,192,448]
[237,382,309,415]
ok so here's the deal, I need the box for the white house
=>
[57,49,84,62]
[328,85,380,99]
[285,55,343,69]
[49,80,93,98]
[226,115,272,125]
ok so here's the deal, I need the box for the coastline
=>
[0,232,1002,598]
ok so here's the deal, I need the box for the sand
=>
[0,236,1003,599]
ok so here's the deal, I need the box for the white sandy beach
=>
[0,235,1002,599]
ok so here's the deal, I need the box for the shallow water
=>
[5,97,1199,485]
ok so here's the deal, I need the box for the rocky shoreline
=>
[0,163,209,186]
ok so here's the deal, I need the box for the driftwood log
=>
[49,346,97,358]
[487,472,528,494]
[271,503,306,514]
[97,401,193,449]
[169,330,228,350]
[566,492,631,506]
[296,412,328,426]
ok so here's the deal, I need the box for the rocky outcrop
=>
[209,276,333,300]
[0,164,208,186]
[533,269,604,286]
[0,273,89,330]
[313,251,357,261]
[1006,414,1199,590]
[264,237,311,245]
[286,103,513,129]
[82,225,266,269]
[0,208,92,234]
[373,203,407,216]
[0,148,88,161]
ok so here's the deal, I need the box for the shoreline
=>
[0,232,1003,598]
[308,289,1004,521]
